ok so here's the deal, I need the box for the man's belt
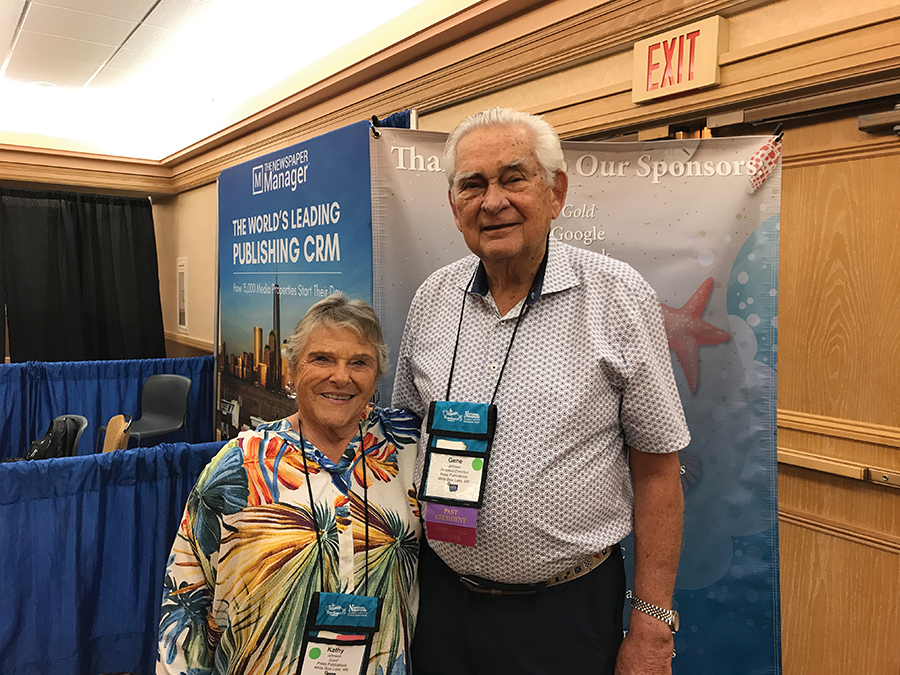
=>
[458,547,612,596]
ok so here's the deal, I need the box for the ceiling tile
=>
[142,0,208,30]
[87,65,135,88]
[1,2,28,59]
[14,30,116,66]
[32,0,158,23]
[104,47,149,72]
[24,3,136,45]
[123,23,174,54]
[5,51,98,87]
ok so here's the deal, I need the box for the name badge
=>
[298,592,382,675]
[419,401,496,509]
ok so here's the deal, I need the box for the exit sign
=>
[632,16,729,103]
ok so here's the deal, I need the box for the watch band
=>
[630,596,680,632]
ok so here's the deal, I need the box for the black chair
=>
[99,374,192,447]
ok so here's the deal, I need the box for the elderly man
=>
[392,108,690,675]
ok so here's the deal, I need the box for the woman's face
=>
[292,324,379,439]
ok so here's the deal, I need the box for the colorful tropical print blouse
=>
[158,405,422,675]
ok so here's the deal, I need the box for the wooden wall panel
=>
[779,142,900,427]
[779,514,900,675]
[779,465,900,541]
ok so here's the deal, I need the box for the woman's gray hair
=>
[282,293,389,377]
[443,107,564,190]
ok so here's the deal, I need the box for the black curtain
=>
[0,188,165,362]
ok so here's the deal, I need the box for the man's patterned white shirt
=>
[393,238,690,584]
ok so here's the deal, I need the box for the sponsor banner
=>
[372,129,781,675]
[217,121,373,437]
[369,129,470,399]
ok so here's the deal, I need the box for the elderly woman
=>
[158,294,421,675]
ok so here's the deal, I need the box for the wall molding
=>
[777,447,868,480]
[743,78,900,125]
[0,160,173,194]
[168,108,370,193]
[164,331,214,353]
[781,141,900,170]
[778,409,900,449]
[721,5,900,67]
[779,507,900,554]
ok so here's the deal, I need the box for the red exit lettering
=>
[646,30,701,91]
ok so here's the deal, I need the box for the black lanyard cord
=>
[360,421,370,596]
[445,266,531,405]
[444,266,478,402]
[300,442,326,592]
[298,420,370,596]
[489,301,528,406]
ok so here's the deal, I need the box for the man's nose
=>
[481,181,510,214]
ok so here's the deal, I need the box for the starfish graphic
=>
[660,277,730,394]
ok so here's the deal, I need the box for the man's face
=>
[448,125,567,268]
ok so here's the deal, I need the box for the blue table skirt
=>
[0,440,224,675]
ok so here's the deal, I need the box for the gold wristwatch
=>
[630,596,680,632]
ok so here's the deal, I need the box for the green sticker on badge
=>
[472,458,483,471]
[309,648,321,659]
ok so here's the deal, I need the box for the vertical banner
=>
[558,137,781,675]
[217,121,373,437]
[370,129,470,400]
[373,129,781,674]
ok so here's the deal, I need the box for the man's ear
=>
[550,170,569,219]
[448,189,463,233]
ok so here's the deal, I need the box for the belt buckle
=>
[546,547,612,588]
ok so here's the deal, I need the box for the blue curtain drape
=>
[371,110,411,128]
[0,440,224,675]
[0,363,29,460]
[0,356,215,460]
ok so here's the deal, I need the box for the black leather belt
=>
[458,547,612,596]
[459,576,545,595]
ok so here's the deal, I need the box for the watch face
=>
[670,610,680,632]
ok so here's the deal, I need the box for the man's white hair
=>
[443,107,564,190]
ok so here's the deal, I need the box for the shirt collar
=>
[469,238,549,307]
[465,236,578,305]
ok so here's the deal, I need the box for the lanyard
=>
[444,246,548,404]
[299,420,370,596]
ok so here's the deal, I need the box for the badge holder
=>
[298,591,383,675]
[419,400,496,508]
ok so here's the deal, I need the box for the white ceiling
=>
[1,0,208,89]
[0,0,462,159]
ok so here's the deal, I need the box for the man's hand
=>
[615,610,674,675]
